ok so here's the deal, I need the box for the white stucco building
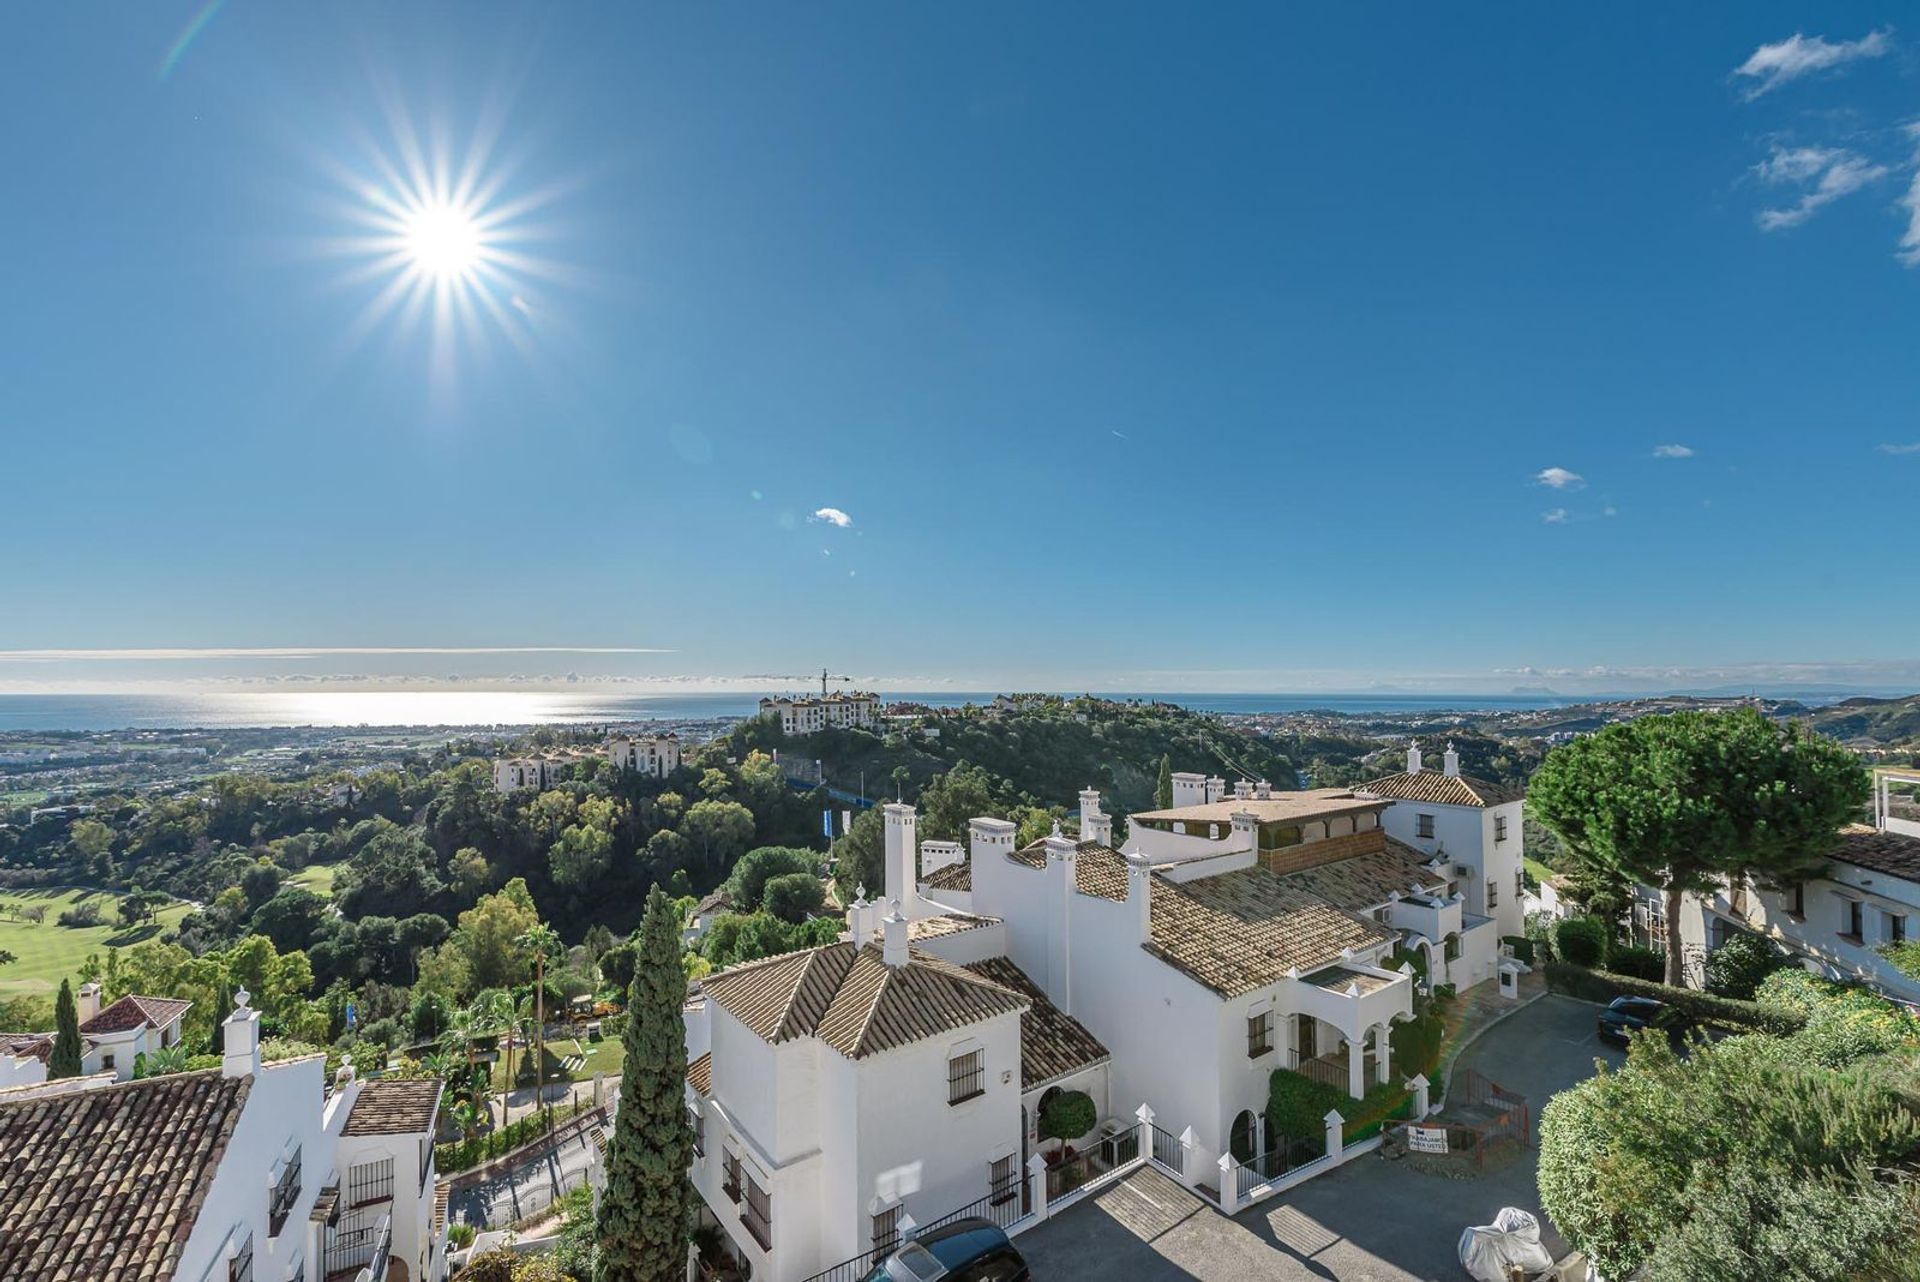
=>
[605,733,682,778]
[492,754,577,793]
[686,758,1523,1281]
[1663,765,1920,1000]
[0,990,447,1282]
[759,693,880,737]
[0,985,193,1088]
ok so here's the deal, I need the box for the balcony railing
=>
[1287,1048,1349,1093]
[323,1212,390,1282]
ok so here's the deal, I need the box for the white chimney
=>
[1204,776,1227,805]
[1229,810,1259,853]
[222,988,261,1079]
[968,816,1016,868]
[881,901,909,968]
[848,887,872,948]
[1253,779,1272,800]
[1443,743,1460,777]
[883,802,919,920]
[1044,827,1078,1015]
[1125,851,1152,943]
[76,982,101,1025]
[1078,788,1112,847]
[1233,780,1253,801]
[1170,772,1205,808]
[1407,743,1424,774]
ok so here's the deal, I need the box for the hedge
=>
[1501,935,1535,966]
[1543,961,1807,1036]
[435,1097,596,1174]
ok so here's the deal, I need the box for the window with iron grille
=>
[990,1155,1018,1205]
[346,1156,394,1209]
[722,1150,742,1203]
[267,1146,301,1237]
[1844,899,1864,942]
[1891,912,1908,945]
[871,1205,899,1253]
[228,1233,254,1282]
[1494,815,1508,842]
[742,1174,772,1250]
[1416,814,1435,839]
[1444,933,1461,962]
[1246,1010,1272,1059]
[1486,877,1499,910]
[1515,868,1523,902]
[947,1049,983,1105]
[690,1105,705,1156]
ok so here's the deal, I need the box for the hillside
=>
[1802,695,1920,753]
[734,697,1302,818]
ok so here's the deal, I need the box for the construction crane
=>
[775,669,856,697]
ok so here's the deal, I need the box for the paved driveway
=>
[1018,995,1622,1281]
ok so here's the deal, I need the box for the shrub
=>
[1751,969,1920,1069]
[1606,945,1665,982]
[723,847,819,911]
[1542,962,1806,1035]
[1037,1089,1097,1146]
[1538,1034,1920,1281]
[762,872,826,925]
[1267,1069,1347,1141]
[1553,916,1609,967]
[1500,934,1535,966]
[1879,939,1920,984]
[1705,931,1794,1000]
[56,901,103,928]
[1389,1009,1444,1079]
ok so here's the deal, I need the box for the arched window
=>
[1229,1109,1257,1163]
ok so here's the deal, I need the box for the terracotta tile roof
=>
[686,1051,712,1096]
[343,1077,443,1136]
[1354,769,1524,809]
[907,912,999,940]
[924,861,972,892]
[1007,840,1131,901]
[1132,852,1399,999]
[1278,838,1443,910]
[1132,789,1387,825]
[79,993,192,1036]
[310,1184,339,1225]
[0,1032,52,1062]
[1832,824,1920,881]
[700,942,1028,1060]
[963,958,1109,1089]
[433,1183,450,1241]
[0,1068,250,1281]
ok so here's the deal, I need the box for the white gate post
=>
[1134,1103,1154,1166]
[1410,1072,1431,1119]
[1324,1109,1345,1161]
[1026,1152,1050,1223]
[1216,1153,1240,1214]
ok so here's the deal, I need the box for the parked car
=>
[1596,996,1693,1047]
[860,1218,1029,1282]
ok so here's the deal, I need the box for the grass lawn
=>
[288,861,345,897]
[0,887,194,1000]
[1524,856,1557,886]
[572,1031,626,1081]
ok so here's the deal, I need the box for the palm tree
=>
[465,989,515,1128]
[514,923,565,1126]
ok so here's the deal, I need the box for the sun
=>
[403,202,484,282]
[316,94,572,379]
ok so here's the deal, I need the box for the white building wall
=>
[1378,798,1523,951]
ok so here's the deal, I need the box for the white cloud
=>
[1754,147,1888,230]
[810,507,854,528]
[1542,508,1570,525]
[1899,125,1920,266]
[1878,442,1920,455]
[1652,444,1696,458]
[1535,467,1585,490]
[1734,29,1891,99]
[1603,505,1619,517]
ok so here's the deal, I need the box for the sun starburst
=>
[314,89,573,384]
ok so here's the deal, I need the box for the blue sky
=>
[4,5,1918,696]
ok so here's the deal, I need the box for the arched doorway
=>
[1229,1109,1257,1163]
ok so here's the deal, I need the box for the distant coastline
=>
[0,690,1596,733]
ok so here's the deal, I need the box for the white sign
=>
[1407,1126,1449,1154]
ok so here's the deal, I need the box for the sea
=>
[0,691,1577,733]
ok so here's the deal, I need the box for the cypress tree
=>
[49,979,84,1079]
[211,980,232,1054]
[1156,754,1173,810]
[597,885,694,1282]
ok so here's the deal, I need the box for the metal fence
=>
[1231,1135,1325,1201]
[797,1185,1030,1282]
[1288,1048,1350,1093]
[1150,1122,1185,1175]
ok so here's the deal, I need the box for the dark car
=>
[1596,995,1693,1047]
[859,1218,1029,1282]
